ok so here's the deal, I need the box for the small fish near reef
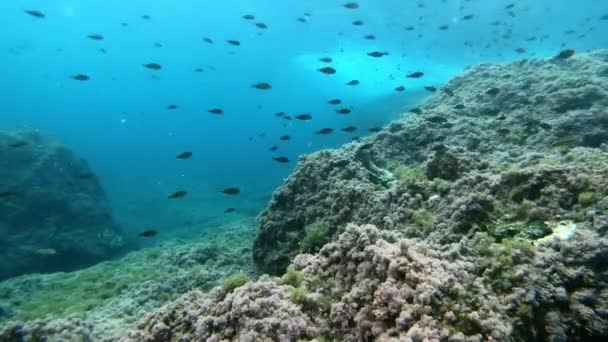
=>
[318,67,336,74]
[316,128,334,135]
[407,71,424,78]
[33,248,57,256]
[220,187,241,195]
[553,49,575,60]
[138,229,158,238]
[225,208,236,213]
[8,141,29,148]
[168,190,187,199]
[273,156,290,163]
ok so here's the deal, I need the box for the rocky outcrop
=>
[0,129,125,280]
[253,50,608,275]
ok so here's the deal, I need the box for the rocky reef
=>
[0,219,256,341]
[1,50,607,341]
[0,129,125,280]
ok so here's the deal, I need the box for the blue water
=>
[1,0,606,237]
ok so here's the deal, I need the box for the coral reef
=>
[0,219,257,341]
[0,129,125,280]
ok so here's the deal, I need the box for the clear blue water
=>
[0,0,606,238]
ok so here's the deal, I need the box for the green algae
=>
[221,272,248,292]
[392,165,426,185]
[300,223,331,253]
[281,266,306,288]
[577,191,598,206]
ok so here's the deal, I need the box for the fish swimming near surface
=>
[364,34,376,40]
[319,57,333,63]
[462,14,474,20]
[439,25,449,30]
[138,229,158,238]
[318,67,336,74]
[344,2,359,9]
[407,71,424,78]
[275,112,286,117]
[255,22,268,29]
[273,156,290,163]
[167,105,178,110]
[143,63,162,70]
[336,108,351,114]
[176,152,192,159]
[352,20,364,26]
[87,34,104,41]
[71,74,90,81]
[367,51,387,58]
[328,99,342,105]
[225,208,236,213]
[368,127,382,133]
[346,80,359,86]
[242,14,255,20]
[424,86,437,92]
[208,108,224,115]
[220,187,241,195]
[141,15,151,20]
[25,10,45,18]
[269,146,278,151]
[227,40,241,46]
[316,128,334,135]
[553,49,575,60]
[280,135,291,141]
[341,126,357,132]
[395,86,406,92]
[252,82,272,90]
[168,190,187,199]
[295,114,312,120]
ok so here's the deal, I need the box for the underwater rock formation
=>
[0,129,124,280]
[253,50,608,275]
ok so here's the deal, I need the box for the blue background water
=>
[0,0,606,239]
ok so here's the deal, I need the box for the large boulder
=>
[0,129,125,280]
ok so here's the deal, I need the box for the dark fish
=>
[24,10,45,18]
[168,190,187,199]
[242,14,255,20]
[395,86,405,92]
[194,68,204,72]
[225,208,236,213]
[273,156,290,163]
[328,99,342,105]
[98,48,107,54]
[8,141,29,148]
[167,105,178,110]
[87,34,104,40]
[227,40,241,46]
[554,49,575,60]
[71,74,90,81]
[336,108,351,114]
[367,51,387,58]
[368,127,381,133]
[252,82,272,90]
[296,17,308,23]
[514,47,526,54]
[341,126,357,132]
[462,14,474,20]
[404,26,415,31]
[346,80,359,86]
[318,67,336,74]
[344,2,359,9]
[176,152,192,159]
[255,22,268,29]
[601,14,608,20]
[280,135,291,141]
[443,88,455,96]
[141,15,151,20]
[143,63,162,70]
[208,108,224,115]
[505,3,515,10]
[154,42,162,48]
[203,37,213,44]
[486,88,500,96]
[406,71,424,78]
[352,20,364,26]
[283,115,292,121]
[409,108,422,114]
[424,86,437,93]
[138,229,158,238]
[319,57,333,63]
[121,23,128,27]
[220,187,240,195]
[269,146,278,151]
[364,34,376,40]
[295,114,312,120]
[275,112,286,117]
[439,25,449,30]
[316,128,334,135]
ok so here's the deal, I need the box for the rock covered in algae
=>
[253,50,608,275]
[0,129,125,280]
